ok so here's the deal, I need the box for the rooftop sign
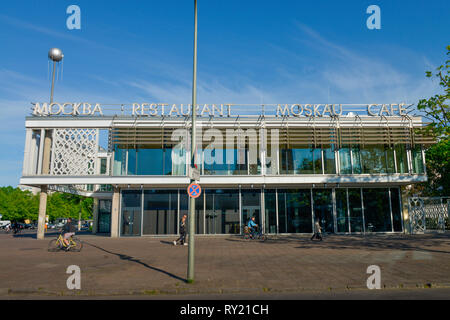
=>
[31,102,414,118]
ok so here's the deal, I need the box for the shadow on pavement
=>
[84,241,187,283]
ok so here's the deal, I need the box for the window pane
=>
[411,146,424,174]
[390,188,403,232]
[143,190,177,235]
[395,145,408,173]
[137,147,163,175]
[363,188,392,232]
[348,188,363,232]
[264,189,277,234]
[113,145,126,175]
[386,147,395,173]
[361,145,386,174]
[241,190,261,231]
[313,148,322,174]
[313,189,334,233]
[278,189,312,233]
[352,145,362,174]
[121,190,141,236]
[205,189,239,234]
[335,189,349,233]
[339,146,352,174]
[323,145,336,174]
[293,146,313,174]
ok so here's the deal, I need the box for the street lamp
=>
[187,0,198,283]
[48,48,64,103]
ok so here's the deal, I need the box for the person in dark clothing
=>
[174,214,187,246]
[62,218,76,248]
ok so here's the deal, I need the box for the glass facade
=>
[112,141,424,176]
[118,187,403,236]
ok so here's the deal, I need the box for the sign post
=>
[187,0,198,284]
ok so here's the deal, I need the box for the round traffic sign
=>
[187,183,202,198]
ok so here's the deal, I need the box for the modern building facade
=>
[20,103,435,237]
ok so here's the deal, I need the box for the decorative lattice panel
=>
[409,197,449,233]
[51,128,98,175]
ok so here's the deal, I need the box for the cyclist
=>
[61,218,76,250]
[247,216,259,238]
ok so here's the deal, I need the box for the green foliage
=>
[0,187,92,222]
[415,45,450,196]
[417,45,450,138]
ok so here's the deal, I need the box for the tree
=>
[416,45,450,196]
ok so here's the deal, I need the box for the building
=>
[20,102,435,238]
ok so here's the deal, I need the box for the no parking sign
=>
[187,183,202,198]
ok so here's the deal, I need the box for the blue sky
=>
[0,0,449,186]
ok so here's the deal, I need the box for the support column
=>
[37,186,48,240]
[37,130,52,240]
[110,187,120,238]
[92,198,99,234]
[400,185,411,234]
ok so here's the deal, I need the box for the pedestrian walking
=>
[174,214,187,246]
[311,219,323,241]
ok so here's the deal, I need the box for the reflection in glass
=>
[395,145,408,173]
[335,189,349,233]
[363,188,392,232]
[121,190,142,236]
[411,145,424,174]
[339,146,352,174]
[313,190,334,233]
[352,145,362,174]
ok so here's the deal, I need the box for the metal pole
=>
[187,0,198,283]
[50,61,56,103]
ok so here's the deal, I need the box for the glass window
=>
[100,158,107,175]
[348,188,363,232]
[390,188,403,232]
[352,145,362,174]
[265,140,279,175]
[361,145,387,174]
[264,189,277,234]
[335,189,349,233]
[293,146,313,174]
[411,145,424,174]
[313,189,334,233]
[363,188,392,232]
[172,145,186,176]
[323,145,336,174]
[121,190,142,236]
[136,146,162,175]
[278,189,312,233]
[395,145,408,173]
[280,146,293,174]
[143,190,177,235]
[128,148,137,175]
[385,147,396,174]
[113,145,126,175]
[339,146,352,174]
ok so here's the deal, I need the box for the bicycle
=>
[48,233,83,252]
[243,226,266,241]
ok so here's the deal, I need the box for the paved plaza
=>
[1,231,449,298]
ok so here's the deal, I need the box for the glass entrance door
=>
[121,190,142,236]
[98,199,111,233]
[205,190,239,234]
[241,190,261,233]
[313,189,334,233]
